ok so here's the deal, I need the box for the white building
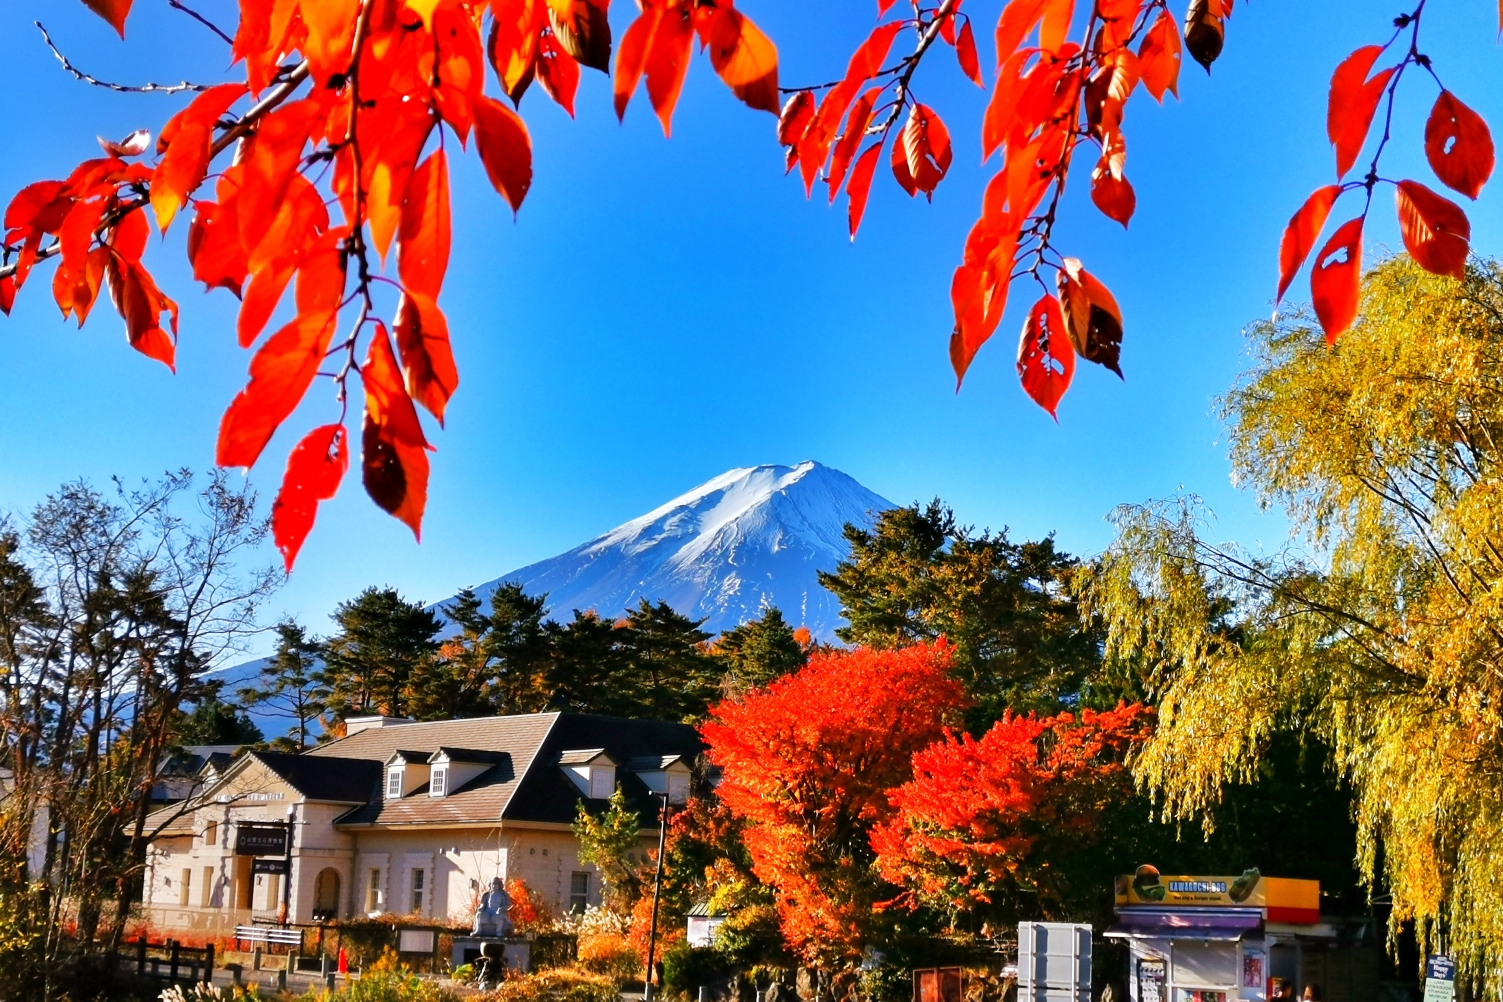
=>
[142,712,696,930]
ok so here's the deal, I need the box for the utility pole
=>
[280,804,296,926]
[642,793,670,1002]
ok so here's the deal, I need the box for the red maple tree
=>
[700,641,968,963]
[871,701,1153,921]
[1,0,1496,558]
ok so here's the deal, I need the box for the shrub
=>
[576,932,638,979]
[477,969,620,1002]
[660,943,728,1000]
[711,906,788,969]
[296,968,461,1002]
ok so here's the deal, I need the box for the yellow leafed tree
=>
[1081,257,1503,992]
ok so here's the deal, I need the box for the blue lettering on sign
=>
[1427,957,1456,982]
[1169,881,1228,894]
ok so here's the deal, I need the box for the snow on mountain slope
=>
[462,461,892,640]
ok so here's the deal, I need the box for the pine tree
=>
[239,621,327,750]
[173,697,264,745]
[322,586,442,720]
[484,582,553,714]
[714,607,808,692]
[619,599,721,721]
[819,500,1101,724]
[407,589,497,720]
[541,610,627,714]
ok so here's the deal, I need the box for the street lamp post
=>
[642,793,671,1002]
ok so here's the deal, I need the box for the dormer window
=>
[560,749,618,799]
[386,768,403,799]
[628,755,692,805]
[384,750,431,798]
[430,767,447,797]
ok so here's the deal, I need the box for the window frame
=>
[569,870,590,913]
[386,767,403,799]
[430,766,447,797]
[179,867,192,907]
[588,766,614,800]
[410,867,426,914]
[366,868,383,912]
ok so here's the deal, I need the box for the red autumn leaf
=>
[1137,10,1181,102]
[105,256,178,371]
[890,135,916,197]
[954,20,983,87]
[643,4,696,137]
[237,260,296,348]
[363,104,436,262]
[1310,216,1363,343]
[186,190,248,296]
[81,0,133,37]
[394,292,459,424]
[1042,0,1078,52]
[796,21,905,196]
[156,83,246,155]
[536,29,581,117]
[827,88,880,203]
[846,143,881,239]
[1395,179,1470,280]
[294,233,349,317]
[0,276,15,316]
[399,151,451,299]
[1424,91,1495,200]
[1090,153,1135,227]
[995,0,1054,63]
[488,0,548,102]
[778,90,815,147]
[613,4,661,122]
[1276,184,1341,305]
[217,310,338,469]
[1017,294,1075,419]
[362,323,432,540]
[150,122,211,233]
[1327,45,1394,180]
[698,5,780,114]
[271,423,348,573]
[54,246,109,328]
[237,100,321,254]
[547,0,612,72]
[473,95,533,215]
[109,207,149,264]
[902,104,953,198]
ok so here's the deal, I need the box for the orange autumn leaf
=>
[902,104,953,198]
[271,423,348,572]
[1310,216,1363,343]
[1395,179,1470,280]
[80,0,133,37]
[217,310,337,469]
[399,151,451,299]
[547,0,612,72]
[1276,185,1340,305]
[954,19,983,87]
[698,5,780,115]
[1057,257,1123,377]
[827,88,880,203]
[536,29,582,117]
[362,323,432,539]
[1137,10,1181,101]
[105,256,178,371]
[1327,45,1394,180]
[845,143,882,239]
[394,292,459,424]
[473,95,534,214]
[1425,91,1495,200]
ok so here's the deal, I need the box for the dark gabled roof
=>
[303,712,701,828]
[252,750,384,804]
[558,748,611,765]
[627,754,686,771]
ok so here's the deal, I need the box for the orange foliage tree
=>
[871,702,1153,923]
[2,0,1496,555]
[700,641,967,964]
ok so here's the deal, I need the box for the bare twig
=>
[35,22,211,94]
[166,0,235,46]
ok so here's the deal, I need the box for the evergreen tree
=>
[819,500,1102,725]
[484,582,553,714]
[174,697,263,745]
[714,607,808,691]
[321,586,442,720]
[407,589,497,721]
[541,610,627,713]
[618,599,721,721]
[239,620,328,750]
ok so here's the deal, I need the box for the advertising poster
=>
[1243,953,1265,990]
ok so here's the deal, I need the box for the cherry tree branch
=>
[165,0,235,46]
[35,21,211,94]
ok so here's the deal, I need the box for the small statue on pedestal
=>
[471,876,514,939]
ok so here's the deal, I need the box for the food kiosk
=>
[1106,868,1378,1002]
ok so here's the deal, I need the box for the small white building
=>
[142,712,697,930]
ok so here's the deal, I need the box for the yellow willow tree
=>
[1080,256,1503,991]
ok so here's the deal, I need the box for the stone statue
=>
[471,876,513,938]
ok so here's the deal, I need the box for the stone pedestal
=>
[451,936,531,974]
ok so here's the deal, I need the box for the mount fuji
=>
[456,462,893,640]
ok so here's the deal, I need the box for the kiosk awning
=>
[1105,908,1263,941]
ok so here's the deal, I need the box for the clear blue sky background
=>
[3,0,1502,649]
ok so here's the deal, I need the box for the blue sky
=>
[3,0,1502,648]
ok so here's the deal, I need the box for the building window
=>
[430,767,447,797]
[386,768,403,799]
[569,871,590,913]
[588,766,614,799]
[179,868,192,907]
[367,868,383,912]
[410,868,425,914]
[201,866,214,907]
[667,772,689,804]
[204,821,217,845]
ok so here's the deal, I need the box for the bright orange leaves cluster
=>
[1277,15,1494,344]
[701,641,967,963]
[871,702,1152,916]
[2,0,777,570]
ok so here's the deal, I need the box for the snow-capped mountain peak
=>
[465,462,892,639]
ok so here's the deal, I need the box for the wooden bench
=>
[233,925,303,951]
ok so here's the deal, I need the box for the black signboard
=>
[252,858,290,876]
[235,824,288,856]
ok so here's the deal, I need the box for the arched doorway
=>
[313,867,341,920]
